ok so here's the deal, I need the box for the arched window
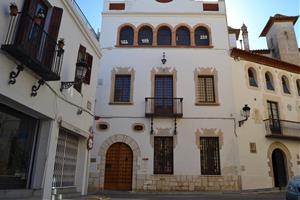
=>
[281,76,290,94]
[248,68,258,87]
[157,26,172,45]
[296,79,300,96]
[176,26,190,46]
[119,26,134,45]
[195,27,210,46]
[265,72,274,91]
[138,26,153,45]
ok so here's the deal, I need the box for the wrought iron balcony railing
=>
[264,119,300,140]
[145,97,183,118]
[1,12,64,81]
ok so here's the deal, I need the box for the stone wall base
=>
[136,175,241,192]
[88,173,241,192]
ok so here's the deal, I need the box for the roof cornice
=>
[231,48,300,74]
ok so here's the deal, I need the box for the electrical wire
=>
[44,82,94,117]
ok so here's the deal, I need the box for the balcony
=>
[145,97,183,118]
[1,12,64,81]
[264,119,300,141]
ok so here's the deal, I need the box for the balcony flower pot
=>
[33,13,45,25]
[9,3,18,16]
[58,38,65,49]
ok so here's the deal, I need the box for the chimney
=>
[241,24,250,51]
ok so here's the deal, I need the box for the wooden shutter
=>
[48,7,63,42]
[83,53,93,85]
[22,0,39,16]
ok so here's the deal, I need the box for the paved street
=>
[82,191,286,200]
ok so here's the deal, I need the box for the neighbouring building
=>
[89,0,300,193]
[0,0,101,199]
[231,14,300,190]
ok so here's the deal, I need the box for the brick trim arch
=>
[98,134,141,190]
[174,23,193,46]
[267,142,294,187]
[155,23,175,46]
[137,23,155,46]
[117,23,138,46]
[193,24,213,47]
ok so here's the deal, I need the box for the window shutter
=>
[22,0,39,16]
[84,53,93,85]
[48,7,63,42]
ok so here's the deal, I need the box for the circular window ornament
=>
[97,122,109,131]
[156,0,173,3]
[132,123,145,132]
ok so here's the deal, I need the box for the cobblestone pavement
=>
[80,191,286,200]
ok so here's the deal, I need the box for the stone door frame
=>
[98,135,141,190]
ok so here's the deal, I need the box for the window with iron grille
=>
[154,137,173,174]
[198,76,215,103]
[114,75,131,102]
[200,137,221,175]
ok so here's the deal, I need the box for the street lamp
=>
[238,104,251,127]
[60,59,88,91]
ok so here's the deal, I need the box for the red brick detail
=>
[203,3,219,11]
[109,3,125,10]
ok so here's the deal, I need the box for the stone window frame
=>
[263,94,285,120]
[281,75,292,96]
[150,67,177,99]
[156,24,174,46]
[194,67,220,106]
[245,64,261,90]
[109,67,135,105]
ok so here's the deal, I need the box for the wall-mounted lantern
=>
[60,59,88,91]
[238,104,251,127]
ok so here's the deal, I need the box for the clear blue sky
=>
[76,0,299,50]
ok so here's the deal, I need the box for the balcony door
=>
[267,101,281,134]
[154,76,173,115]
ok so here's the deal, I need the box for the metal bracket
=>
[174,117,177,135]
[150,117,154,135]
[8,65,24,85]
[60,81,75,91]
[31,79,45,97]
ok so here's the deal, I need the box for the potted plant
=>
[9,2,18,16]
[58,38,65,49]
[33,11,45,25]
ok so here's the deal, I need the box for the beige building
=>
[231,14,300,190]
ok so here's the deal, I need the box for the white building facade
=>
[90,0,242,192]
[0,0,101,199]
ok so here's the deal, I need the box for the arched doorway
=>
[272,149,287,187]
[104,143,133,191]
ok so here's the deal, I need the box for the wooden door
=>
[267,101,281,134]
[104,143,133,191]
[272,149,287,187]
